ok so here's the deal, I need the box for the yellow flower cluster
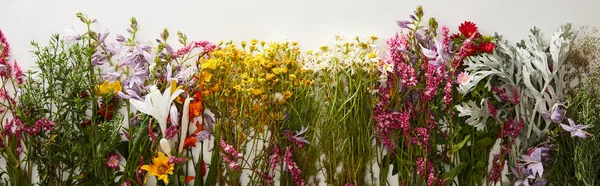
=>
[199,40,312,132]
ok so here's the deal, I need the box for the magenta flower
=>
[560,118,592,139]
[105,153,120,169]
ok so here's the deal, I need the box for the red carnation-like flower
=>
[479,41,496,53]
[459,21,480,39]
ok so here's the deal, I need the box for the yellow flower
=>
[283,91,293,99]
[265,73,275,80]
[96,80,122,96]
[289,74,297,80]
[250,88,263,96]
[367,52,377,59]
[201,71,213,83]
[272,67,288,75]
[251,39,258,45]
[141,152,174,184]
[201,59,218,70]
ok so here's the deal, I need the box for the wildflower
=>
[421,39,447,67]
[542,102,566,124]
[283,127,310,148]
[182,136,197,150]
[223,154,240,170]
[488,154,504,183]
[521,147,546,177]
[457,72,470,85]
[96,80,122,96]
[106,153,120,169]
[62,25,81,44]
[478,41,496,53]
[270,145,281,172]
[220,138,243,159]
[458,21,480,39]
[160,138,173,157]
[141,152,174,184]
[130,82,183,137]
[441,26,450,52]
[560,118,592,139]
[284,147,306,186]
[36,118,55,131]
[121,181,131,186]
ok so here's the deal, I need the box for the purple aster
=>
[560,118,592,139]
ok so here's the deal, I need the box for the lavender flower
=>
[521,147,547,177]
[421,39,448,67]
[560,118,592,139]
[62,26,81,44]
[542,102,567,123]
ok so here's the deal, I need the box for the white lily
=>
[130,81,183,137]
[160,138,173,157]
[178,97,193,153]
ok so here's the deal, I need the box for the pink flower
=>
[121,181,131,186]
[36,118,55,131]
[105,153,120,169]
[269,145,281,172]
[417,157,425,176]
[284,147,306,186]
[457,72,470,85]
[441,26,451,52]
[223,155,240,170]
[220,138,243,159]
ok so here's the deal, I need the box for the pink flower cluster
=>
[423,64,445,101]
[284,147,306,186]
[220,138,243,170]
[0,29,10,64]
[269,145,281,172]
[172,40,217,58]
[492,86,520,105]
[373,109,411,152]
[501,118,524,139]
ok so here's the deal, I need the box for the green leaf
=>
[451,135,471,152]
[476,137,494,149]
[442,162,466,182]
[204,139,220,186]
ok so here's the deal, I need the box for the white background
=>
[2,0,599,69]
[1,0,599,185]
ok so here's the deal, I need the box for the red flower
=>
[201,160,206,176]
[98,102,116,120]
[185,176,195,183]
[182,136,197,150]
[458,21,480,38]
[479,41,496,53]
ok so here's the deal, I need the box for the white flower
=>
[273,92,284,102]
[160,138,173,157]
[178,97,193,153]
[130,82,183,137]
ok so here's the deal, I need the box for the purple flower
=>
[560,118,592,139]
[397,21,411,29]
[542,102,567,123]
[196,130,211,141]
[513,167,534,186]
[521,147,546,177]
[62,26,81,44]
[123,45,152,66]
[421,39,448,67]
[283,127,310,148]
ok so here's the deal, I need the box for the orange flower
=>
[183,136,197,150]
[189,101,203,118]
